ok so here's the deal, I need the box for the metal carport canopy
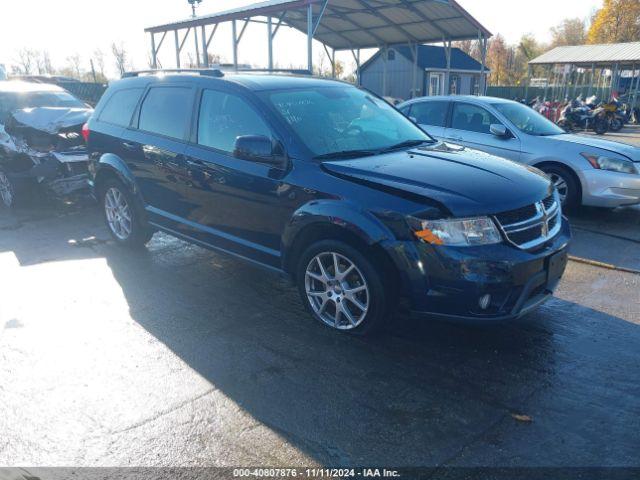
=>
[145,0,492,50]
[529,42,640,68]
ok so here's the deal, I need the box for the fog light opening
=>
[479,294,492,310]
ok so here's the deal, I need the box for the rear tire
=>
[610,117,623,132]
[101,178,153,248]
[541,164,580,209]
[296,240,394,336]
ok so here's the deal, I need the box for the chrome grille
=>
[494,193,562,250]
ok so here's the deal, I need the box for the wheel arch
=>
[94,154,143,201]
[282,200,399,290]
[532,160,583,202]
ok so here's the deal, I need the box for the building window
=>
[429,73,444,96]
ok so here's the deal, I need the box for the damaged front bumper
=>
[0,106,92,199]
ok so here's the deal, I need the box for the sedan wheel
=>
[104,187,132,240]
[0,170,14,208]
[304,251,370,330]
[549,173,569,205]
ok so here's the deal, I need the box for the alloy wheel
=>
[0,171,13,207]
[104,187,132,240]
[305,251,370,330]
[549,173,568,205]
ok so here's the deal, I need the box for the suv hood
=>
[10,107,93,134]
[549,133,640,161]
[322,143,552,217]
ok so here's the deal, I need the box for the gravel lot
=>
[0,162,638,469]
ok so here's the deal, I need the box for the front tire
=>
[296,240,394,335]
[101,178,153,247]
[541,165,579,209]
[593,117,608,135]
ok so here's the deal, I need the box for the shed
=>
[359,44,488,100]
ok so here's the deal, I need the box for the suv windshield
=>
[492,102,565,136]
[261,86,434,158]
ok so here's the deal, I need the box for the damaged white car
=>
[0,81,93,208]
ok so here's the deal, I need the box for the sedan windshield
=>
[261,86,434,158]
[0,91,85,122]
[492,102,565,136]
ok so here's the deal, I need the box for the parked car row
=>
[398,95,640,209]
[82,70,572,334]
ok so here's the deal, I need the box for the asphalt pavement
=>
[0,196,638,470]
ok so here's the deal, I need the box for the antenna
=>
[187,0,203,18]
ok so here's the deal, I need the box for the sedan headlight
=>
[407,216,502,247]
[582,153,639,175]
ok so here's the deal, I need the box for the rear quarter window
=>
[99,88,144,127]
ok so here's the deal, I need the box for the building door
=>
[429,72,444,96]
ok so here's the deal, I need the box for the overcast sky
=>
[0,0,602,78]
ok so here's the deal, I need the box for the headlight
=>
[582,153,639,174]
[407,216,502,247]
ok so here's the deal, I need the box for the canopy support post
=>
[410,42,418,98]
[587,63,595,98]
[524,64,532,102]
[201,26,208,67]
[174,30,181,68]
[267,16,274,71]
[307,3,313,73]
[232,20,238,71]
[478,31,487,95]
[150,33,157,69]
[194,28,201,67]
[443,38,452,95]
[383,45,388,97]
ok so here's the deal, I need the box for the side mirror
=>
[409,116,418,124]
[233,135,285,167]
[490,124,509,138]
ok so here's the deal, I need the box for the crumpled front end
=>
[0,106,92,198]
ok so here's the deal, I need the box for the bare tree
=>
[111,42,129,77]
[66,54,83,79]
[93,48,106,77]
[14,48,37,75]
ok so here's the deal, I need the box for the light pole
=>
[188,0,202,18]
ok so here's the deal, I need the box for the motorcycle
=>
[557,99,608,135]
[601,98,628,132]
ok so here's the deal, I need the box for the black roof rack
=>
[122,69,224,78]
[236,68,312,76]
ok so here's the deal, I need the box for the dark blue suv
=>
[86,70,571,334]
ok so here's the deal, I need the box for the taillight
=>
[81,122,90,143]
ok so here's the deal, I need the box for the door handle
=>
[187,158,205,167]
[447,136,462,142]
[122,142,138,150]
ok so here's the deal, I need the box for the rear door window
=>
[99,88,144,127]
[138,86,193,140]
[411,101,449,127]
[197,89,272,154]
[451,103,500,134]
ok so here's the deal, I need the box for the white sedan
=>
[398,95,640,208]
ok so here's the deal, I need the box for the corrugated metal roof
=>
[145,0,492,50]
[361,44,487,71]
[529,42,640,66]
